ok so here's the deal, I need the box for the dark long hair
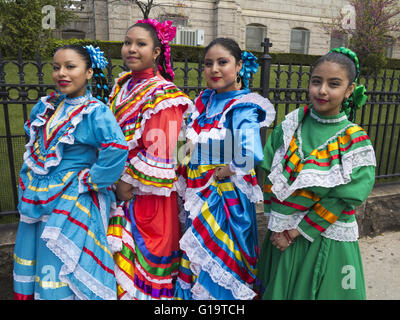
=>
[311,51,358,121]
[312,51,357,85]
[204,38,243,87]
[127,23,172,81]
[54,44,110,103]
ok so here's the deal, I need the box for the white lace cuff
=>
[266,210,359,242]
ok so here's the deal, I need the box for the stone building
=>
[63,0,400,58]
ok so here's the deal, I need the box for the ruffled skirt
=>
[14,168,117,300]
[174,161,262,300]
[107,193,181,300]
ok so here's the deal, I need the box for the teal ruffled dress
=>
[13,91,128,300]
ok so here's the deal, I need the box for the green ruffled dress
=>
[257,106,376,300]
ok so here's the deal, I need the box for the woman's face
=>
[204,44,242,94]
[52,49,93,98]
[121,26,161,72]
[309,61,355,116]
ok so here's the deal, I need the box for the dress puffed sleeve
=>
[297,165,375,242]
[76,104,129,193]
[261,123,284,173]
[229,106,264,174]
[121,106,184,196]
[261,123,284,211]
[24,100,44,135]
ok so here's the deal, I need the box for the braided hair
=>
[54,44,110,104]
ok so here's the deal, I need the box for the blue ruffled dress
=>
[13,91,128,300]
[174,89,276,300]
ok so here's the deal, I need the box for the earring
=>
[153,58,158,76]
[86,82,92,92]
[236,73,241,84]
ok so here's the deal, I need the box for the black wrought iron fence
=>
[1,39,400,217]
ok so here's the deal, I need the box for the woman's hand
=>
[270,232,287,251]
[213,165,235,181]
[185,139,194,156]
[270,229,300,251]
[115,180,135,201]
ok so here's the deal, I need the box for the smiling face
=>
[309,61,355,116]
[203,44,242,94]
[121,26,161,72]
[52,49,93,98]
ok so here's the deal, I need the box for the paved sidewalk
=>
[359,230,400,300]
[1,223,399,300]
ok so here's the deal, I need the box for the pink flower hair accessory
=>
[136,18,176,80]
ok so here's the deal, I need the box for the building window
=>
[245,24,267,52]
[290,28,310,54]
[330,32,348,49]
[158,14,188,27]
[62,30,85,39]
[385,36,394,59]
[68,0,86,11]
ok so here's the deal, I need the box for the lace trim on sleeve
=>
[266,210,359,242]
[268,108,376,202]
[129,153,176,179]
[270,146,376,202]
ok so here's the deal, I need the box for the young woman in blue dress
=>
[13,45,128,300]
[174,38,276,300]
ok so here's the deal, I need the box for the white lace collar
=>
[65,90,91,106]
[310,108,348,124]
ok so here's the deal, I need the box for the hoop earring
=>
[236,73,241,84]
[86,82,92,92]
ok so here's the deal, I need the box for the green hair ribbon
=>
[329,47,368,119]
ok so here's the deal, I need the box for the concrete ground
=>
[359,230,400,300]
[1,223,399,300]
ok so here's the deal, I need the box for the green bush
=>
[43,39,205,62]
[271,52,322,65]
[360,52,388,74]
[94,41,124,60]
[387,58,400,70]
[170,44,205,63]
[4,37,400,71]
[46,38,101,56]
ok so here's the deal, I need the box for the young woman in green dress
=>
[257,47,376,299]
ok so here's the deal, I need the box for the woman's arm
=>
[77,104,128,193]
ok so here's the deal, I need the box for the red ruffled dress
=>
[106,69,194,299]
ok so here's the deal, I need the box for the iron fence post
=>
[257,38,273,188]
[260,37,272,100]
[0,47,399,217]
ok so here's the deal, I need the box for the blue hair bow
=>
[239,51,259,89]
[83,45,108,70]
